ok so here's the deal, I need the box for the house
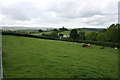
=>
[59,35,70,39]
[63,35,70,38]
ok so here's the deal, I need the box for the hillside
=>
[75,28,105,31]
[2,35,118,78]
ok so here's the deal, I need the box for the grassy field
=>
[2,35,118,78]
[59,31,70,35]
[59,30,94,35]
[31,30,94,36]
[31,31,51,36]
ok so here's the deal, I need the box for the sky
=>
[0,0,119,28]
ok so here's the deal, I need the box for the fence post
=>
[0,30,3,80]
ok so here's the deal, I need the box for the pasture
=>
[2,35,118,78]
[59,30,94,36]
[31,30,94,36]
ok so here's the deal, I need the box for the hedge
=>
[2,32,59,40]
[2,31,120,48]
[61,38,120,48]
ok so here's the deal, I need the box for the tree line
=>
[2,24,120,47]
[40,24,119,43]
[38,24,119,43]
[70,24,119,43]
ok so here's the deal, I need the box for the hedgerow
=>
[2,31,120,48]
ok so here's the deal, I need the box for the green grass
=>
[78,30,94,35]
[59,31,70,35]
[31,30,94,36]
[31,32,52,36]
[2,35,118,78]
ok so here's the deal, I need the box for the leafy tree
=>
[70,29,79,40]
[41,33,51,37]
[59,33,64,39]
[102,29,107,32]
[59,26,68,31]
[59,33,63,37]
[106,24,119,42]
[50,31,58,38]
[41,33,45,36]
[86,32,98,41]
[79,31,85,40]
[100,29,107,33]
[96,33,108,42]
[53,29,58,31]
[38,29,43,33]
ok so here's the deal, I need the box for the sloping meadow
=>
[2,35,118,78]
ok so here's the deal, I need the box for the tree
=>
[59,33,63,37]
[50,31,58,38]
[100,29,107,33]
[96,33,108,42]
[59,26,68,31]
[59,33,64,39]
[41,33,45,36]
[86,32,98,41]
[106,24,119,42]
[79,31,85,40]
[53,29,58,31]
[102,29,107,32]
[70,29,79,40]
[38,29,43,33]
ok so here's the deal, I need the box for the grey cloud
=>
[2,2,42,21]
[82,14,117,27]
[47,1,103,19]
[47,0,117,23]
[1,0,118,28]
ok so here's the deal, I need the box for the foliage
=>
[86,32,98,41]
[38,29,43,33]
[2,31,57,40]
[50,31,59,38]
[59,33,63,36]
[79,31,85,40]
[59,33,64,39]
[41,33,51,38]
[53,29,58,31]
[78,40,120,48]
[100,29,107,33]
[2,31,120,48]
[106,24,119,43]
[96,33,108,42]
[59,26,68,31]
[70,29,79,40]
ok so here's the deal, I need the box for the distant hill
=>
[75,28,105,31]
[1,26,54,30]
[1,26,106,31]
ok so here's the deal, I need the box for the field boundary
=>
[2,32,120,48]
[0,31,3,80]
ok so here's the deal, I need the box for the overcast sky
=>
[0,0,119,28]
